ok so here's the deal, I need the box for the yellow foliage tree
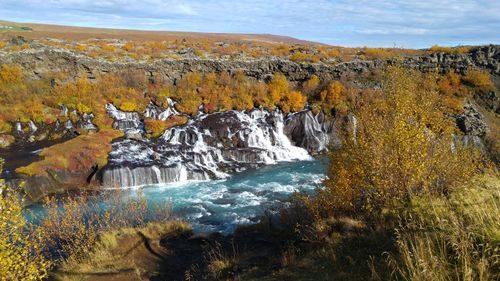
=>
[176,89,202,116]
[285,91,307,112]
[268,73,289,105]
[0,160,52,280]
[304,67,482,218]
[119,101,138,112]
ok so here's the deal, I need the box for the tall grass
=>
[32,190,175,271]
[389,175,499,281]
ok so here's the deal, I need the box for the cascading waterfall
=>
[101,108,318,188]
[144,98,181,120]
[106,103,143,132]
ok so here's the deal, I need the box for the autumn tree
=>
[283,91,307,113]
[318,80,349,115]
[0,160,52,280]
[232,71,254,111]
[302,66,482,218]
[302,75,320,95]
[251,82,272,109]
[268,73,289,106]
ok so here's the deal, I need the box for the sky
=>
[0,0,499,48]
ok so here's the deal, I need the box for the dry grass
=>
[55,221,191,277]
[205,241,240,280]
[33,190,176,270]
[389,174,500,281]
[429,45,472,54]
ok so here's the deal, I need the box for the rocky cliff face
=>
[1,44,498,84]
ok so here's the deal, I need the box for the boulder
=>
[456,101,489,137]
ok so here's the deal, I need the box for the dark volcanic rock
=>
[284,111,340,153]
[474,90,500,114]
[456,101,489,137]
[9,35,28,46]
[1,45,498,84]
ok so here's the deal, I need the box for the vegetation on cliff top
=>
[1,59,492,137]
[15,129,123,177]
[144,115,188,138]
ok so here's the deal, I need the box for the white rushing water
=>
[102,109,313,188]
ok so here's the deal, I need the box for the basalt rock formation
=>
[1,44,498,84]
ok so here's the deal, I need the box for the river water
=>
[140,159,327,233]
[27,158,327,234]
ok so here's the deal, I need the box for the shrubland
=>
[1,36,435,63]
[0,48,498,279]
[1,163,182,280]
[240,67,498,281]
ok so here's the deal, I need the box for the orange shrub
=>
[271,44,290,57]
[429,45,470,54]
[463,69,494,90]
[0,64,23,84]
[144,116,188,137]
[122,42,135,52]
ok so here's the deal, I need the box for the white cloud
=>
[0,0,498,47]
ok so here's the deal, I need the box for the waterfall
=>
[106,103,143,132]
[28,120,38,133]
[102,109,319,188]
[77,113,98,131]
[102,164,209,188]
[144,98,181,121]
[14,122,22,133]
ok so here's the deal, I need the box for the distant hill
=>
[0,20,321,45]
